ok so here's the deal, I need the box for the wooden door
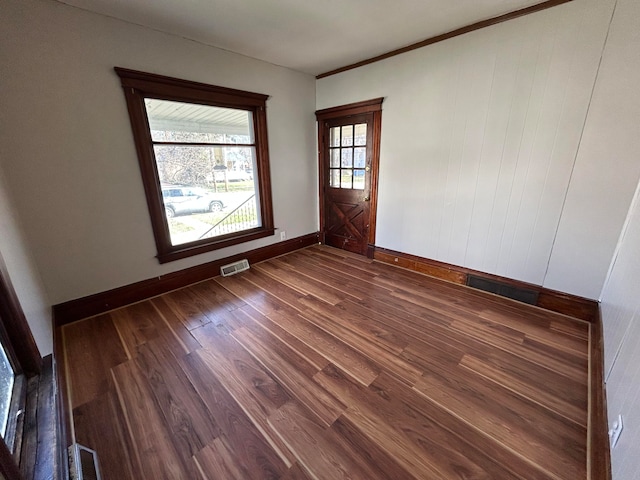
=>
[316,99,382,257]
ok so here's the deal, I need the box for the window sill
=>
[157,227,275,263]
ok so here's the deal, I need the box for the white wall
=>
[317,0,625,299]
[593,0,640,477]
[601,180,640,479]
[544,0,640,299]
[0,169,51,355]
[0,0,318,305]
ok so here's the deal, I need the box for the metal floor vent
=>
[466,275,539,305]
[220,259,250,277]
[69,443,102,480]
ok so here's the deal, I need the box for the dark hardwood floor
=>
[61,245,589,479]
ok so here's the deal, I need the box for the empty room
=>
[1,0,640,478]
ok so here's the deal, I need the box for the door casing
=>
[316,98,383,257]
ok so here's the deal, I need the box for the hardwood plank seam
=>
[109,368,146,476]
[410,384,565,480]
[458,362,587,428]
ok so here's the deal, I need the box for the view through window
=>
[116,68,275,263]
[146,99,261,246]
[0,341,14,439]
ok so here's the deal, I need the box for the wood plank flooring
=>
[61,245,590,479]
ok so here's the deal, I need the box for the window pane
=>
[330,149,340,167]
[354,147,366,168]
[341,125,353,146]
[341,149,353,168]
[354,124,367,146]
[341,169,352,189]
[0,342,15,438]
[330,169,340,187]
[353,170,365,190]
[145,99,254,144]
[153,145,259,246]
[330,127,340,147]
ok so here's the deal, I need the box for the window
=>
[115,68,275,263]
[0,249,42,480]
[329,123,368,190]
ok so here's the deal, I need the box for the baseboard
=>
[53,232,319,325]
[589,307,611,479]
[373,246,599,323]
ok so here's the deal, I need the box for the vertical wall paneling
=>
[543,0,640,299]
[600,179,640,479]
[316,0,617,296]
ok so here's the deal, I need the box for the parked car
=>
[161,185,225,218]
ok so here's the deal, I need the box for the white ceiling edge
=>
[55,0,557,75]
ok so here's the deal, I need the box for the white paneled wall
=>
[317,0,617,296]
[601,181,640,479]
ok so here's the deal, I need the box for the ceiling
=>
[58,0,550,75]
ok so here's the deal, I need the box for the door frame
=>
[316,98,383,258]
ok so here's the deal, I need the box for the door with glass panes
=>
[321,113,374,255]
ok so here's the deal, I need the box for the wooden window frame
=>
[0,250,41,480]
[115,68,275,263]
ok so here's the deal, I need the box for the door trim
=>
[316,98,383,257]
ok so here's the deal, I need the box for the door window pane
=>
[341,149,353,168]
[353,170,365,190]
[341,125,353,146]
[354,147,366,168]
[330,149,340,167]
[354,124,367,146]
[330,127,341,147]
[330,169,340,187]
[0,342,15,438]
[341,170,352,189]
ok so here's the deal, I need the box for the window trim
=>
[115,68,275,263]
[0,249,41,480]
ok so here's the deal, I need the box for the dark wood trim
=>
[589,307,611,480]
[0,250,41,377]
[367,109,382,248]
[53,232,320,325]
[373,246,598,322]
[53,318,72,458]
[114,67,268,105]
[115,67,275,264]
[316,0,574,79]
[315,98,384,120]
[316,99,383,257]
[158,228,276,264]
[0,439,24,480]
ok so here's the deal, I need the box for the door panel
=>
[322,115,373,255]
[316,98,383,257]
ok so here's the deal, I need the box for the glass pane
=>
[341,169,352,189]
[145,98,254,144]
[341,149,353,168]
[330,127,341,147]
[154,145,260,246]
[330,169,340,187]
[353,170,365,190]
[0,342,15,438]
[354,147,366,168]
[341,125,353,146]
[354,124,367,146]
[330,149,340,168]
